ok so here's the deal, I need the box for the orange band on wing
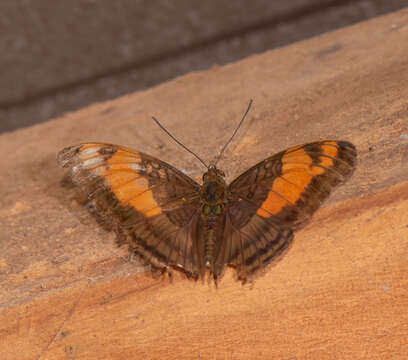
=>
[257,145,338,218]
[104,152,163,217]
[318,142,338,168]
[321,142,339,156]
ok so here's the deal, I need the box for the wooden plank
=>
[1,9,408,359]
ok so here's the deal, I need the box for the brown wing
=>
[57,142,203,277]
[213,201,293,283]
[221,141,357,281]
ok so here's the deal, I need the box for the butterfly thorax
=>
[200,165,226,222]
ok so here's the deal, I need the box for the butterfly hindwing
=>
[213,199,293,281]
[58,142,204,276]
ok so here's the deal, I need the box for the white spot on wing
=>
[130,164,146,171]
[82,158,103,167]
[81,147,99,156]
[93,166,107,175]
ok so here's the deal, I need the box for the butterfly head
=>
[202,164,225,182]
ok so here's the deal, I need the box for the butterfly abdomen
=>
[205,228,216,265]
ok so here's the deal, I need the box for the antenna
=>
[152,116,209,169]
[152,99,253,170]
[214,99,253,166]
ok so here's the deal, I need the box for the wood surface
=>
[1,9,408,360]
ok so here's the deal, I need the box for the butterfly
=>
[57,104,356,284]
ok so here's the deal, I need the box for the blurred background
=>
[1,0,406,134]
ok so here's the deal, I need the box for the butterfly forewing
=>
[58,142,204,276]
[229,141,356,228]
